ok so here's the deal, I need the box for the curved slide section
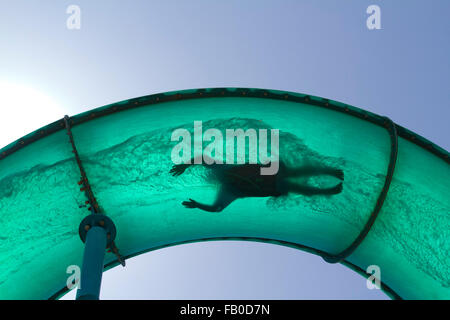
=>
[0,88,448,299]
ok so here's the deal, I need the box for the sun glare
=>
[0,81,64,149]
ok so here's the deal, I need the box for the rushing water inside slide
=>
[0,89,448,299]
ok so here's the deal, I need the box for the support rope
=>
[322,116,398,263]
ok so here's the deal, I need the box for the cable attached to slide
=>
[64,115,125,267]
[321,116,398,264]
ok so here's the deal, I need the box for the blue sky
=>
[0,0,449,299]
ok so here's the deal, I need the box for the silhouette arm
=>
[182,186,237,212]
[170,155,219,176]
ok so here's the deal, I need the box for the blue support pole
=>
[76,226,107,300]
[76,214,117,300]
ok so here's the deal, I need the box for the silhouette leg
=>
[284,181,343,196]
[285,165,344,180]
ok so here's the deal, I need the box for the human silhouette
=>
[170,155,344,212]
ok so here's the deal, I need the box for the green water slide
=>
[0,88,448,300]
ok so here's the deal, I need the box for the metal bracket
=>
[79,214,117,246]
[64,115,125,267]
[64,115,100,214]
